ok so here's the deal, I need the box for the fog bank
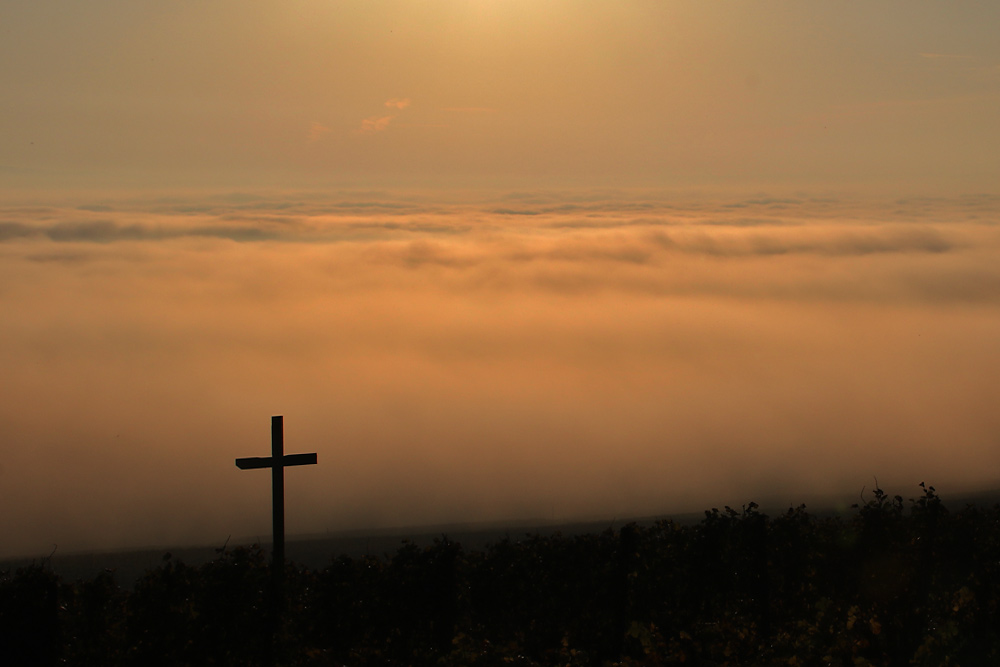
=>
[1,191,998,557]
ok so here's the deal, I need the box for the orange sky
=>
[3,1,999,192]
[2,2,1000,557]
[1,191,999,557]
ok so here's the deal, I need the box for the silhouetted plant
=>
[60,568,126,666]
[0,563,61,666]
[6,483,1000,665]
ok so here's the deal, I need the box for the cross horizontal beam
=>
[236,453,317,470]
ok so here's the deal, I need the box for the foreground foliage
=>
[3,484,1000,666]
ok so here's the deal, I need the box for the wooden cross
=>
[236,415,317,582]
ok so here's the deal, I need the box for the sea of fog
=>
[1,190,998,558]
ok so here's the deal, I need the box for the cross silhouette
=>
[236,415,317,581]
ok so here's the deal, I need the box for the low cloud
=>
[1,191,999,557]
[649,226,955,258]
[0,219,279,243]
[0,222,35,240]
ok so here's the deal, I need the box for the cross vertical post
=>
[271,415,285,581]
[235,415,317,664]
[235,415,318,591]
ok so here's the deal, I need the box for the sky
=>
[1,1,999,557]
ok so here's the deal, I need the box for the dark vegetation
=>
[3,484,1000,666]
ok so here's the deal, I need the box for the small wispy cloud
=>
[358,98,411,134]
[308,121,331,143]
[359,115,394,134]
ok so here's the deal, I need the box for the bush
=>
[4,484,1000,665]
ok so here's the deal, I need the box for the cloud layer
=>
[2,191,999,557]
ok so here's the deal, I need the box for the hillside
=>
[3,484,1000,665]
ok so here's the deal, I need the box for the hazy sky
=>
[2,2,1000,557]
[3,1,999,191]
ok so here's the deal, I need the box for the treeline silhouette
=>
[3,484,1000,665]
